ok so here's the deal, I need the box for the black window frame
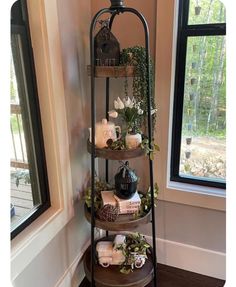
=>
[170,0,226,189]
[11,0,50,239]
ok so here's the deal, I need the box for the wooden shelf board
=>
[87,65,135,78]
[83,236,154,287]
[84,204,151,231]
[87,140,145,160]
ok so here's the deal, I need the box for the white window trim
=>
[154,0,226,211]
[11,0,75,280]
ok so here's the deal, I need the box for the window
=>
[171,0,226,189]
[10,0,50,239]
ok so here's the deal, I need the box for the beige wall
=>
[91,0,157,57]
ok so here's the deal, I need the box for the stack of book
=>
[101,190,141,215]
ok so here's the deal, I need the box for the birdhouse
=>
[94,21,120,66]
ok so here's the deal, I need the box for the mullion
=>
[183,26,226,37]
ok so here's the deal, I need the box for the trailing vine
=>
[115,233,151,274]
[120,46,156,135]
[84,178,159,219]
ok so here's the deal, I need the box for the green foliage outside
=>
[11,114,23,134]
[10,54,22,134]
[182,0,226,140]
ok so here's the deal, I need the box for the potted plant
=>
[195,6,201,15]
[115,233,151,274]
[108,96,143,149]
[11,169,31,187]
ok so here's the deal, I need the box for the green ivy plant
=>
[11,169,31,187]
[120,46,156,134]
[140,138,160,160]
[137,183,159,218]
[115,233,151,274]
[105,137,160,160]
[84,176,159,216]
[83,178,114,212]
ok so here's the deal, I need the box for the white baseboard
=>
[119,231,225,280]
[55,231,226,287]
[55,240,90,287]
[55,229,102,287]
[145,235,226,280]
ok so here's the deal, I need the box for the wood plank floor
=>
[79,263,225,287]
[11,181,33,226]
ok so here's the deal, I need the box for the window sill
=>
[11,205,74,281]
[158,179,226,211]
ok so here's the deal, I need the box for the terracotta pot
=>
[186,137,192,145]
[189,93,195,101]
[191,78,197,85]
[195,6,201,15]
[185,151,191,159]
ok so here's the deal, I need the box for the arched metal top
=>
[90,6,149,39]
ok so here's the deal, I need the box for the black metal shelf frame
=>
[89,1,157,286]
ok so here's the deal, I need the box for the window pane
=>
[11,38,42,232]
[188,0,226,25]
[179,35,226,182]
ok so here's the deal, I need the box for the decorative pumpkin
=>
[114,161,138,199]
[97,204,119,222]
[94,20,120,66]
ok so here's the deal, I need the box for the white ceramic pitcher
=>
[88,118,121,148]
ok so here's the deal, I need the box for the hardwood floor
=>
[79,263,225,287]
[11,180,33,226]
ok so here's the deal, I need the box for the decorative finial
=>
[98,19,110,28]
[110,0,125,9]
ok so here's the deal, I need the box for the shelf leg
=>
[90,7,112,287]
[105,77,110,183]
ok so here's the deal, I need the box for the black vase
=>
[114,161,138,199]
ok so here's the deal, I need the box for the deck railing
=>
[10,103,29,169]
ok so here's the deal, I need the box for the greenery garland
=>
[84,178,159,219]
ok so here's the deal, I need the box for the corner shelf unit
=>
[85,1,157,286]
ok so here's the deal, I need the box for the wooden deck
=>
[11,180,33,226]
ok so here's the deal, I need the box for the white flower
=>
[151,108,158,115]
[108,110,118,118]
[138,109,144,115]
[123,97,134,108]
[117,97,125,109]
[114,97,124,109]
[114,100,119,109]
